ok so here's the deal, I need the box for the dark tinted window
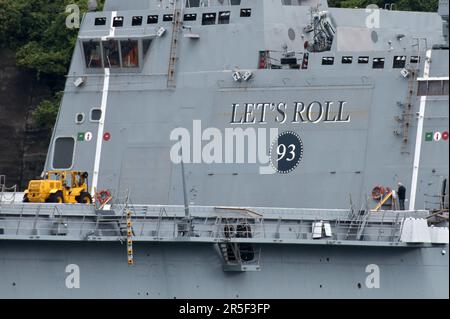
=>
[342,56,353,64]
[147,15,158,24]
[95,17,107,26]
[240,9,251,17]
[185,0,200,7]
[83,41,102,68]
[113,16,124,27]
[91,109,102,121]
[358,56,369,64]
[121,40,139,68]
[132,16,143,26]
[102,40,120,68]
[143,39,152,57]
[322,57,334,65]
[410,56,420,63]
[417,80,449,96]
[202,13,216,25]
[184,13,197,21]
[218,11,230,24]
[393,56,406,68]
[372,57,385,69]
[53,138,75,169]
[163,14,173,22]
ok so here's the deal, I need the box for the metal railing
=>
[0,184,17,204]
[0,210,406,244]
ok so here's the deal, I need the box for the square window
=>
[372,57,385,69]
[358,56,369,64]
[240,8,251,17]
[218,11,230,24]
[322,57,334,65]
[184,13,197,21]
[410,56,420,63]
[185,0,200,7]
[95,17,107,26]
[147,15,158,24]
[91,109,102,121]
[342,56,353,64]
[163,14,173,22]
[113,16,124,27]
[132,16,143,26]
[202,13,216,25]
[393,56,406,68]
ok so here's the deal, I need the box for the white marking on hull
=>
[409,49,432,211]
[92,11,117,195]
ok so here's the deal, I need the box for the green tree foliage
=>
[0,0,104,129]
[0,0,438,130]
[0,0,104,76]
[33,92,62,130]
[329,0,438,11]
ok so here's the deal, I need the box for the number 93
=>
[277,144,296,162]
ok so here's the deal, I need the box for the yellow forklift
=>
[23,170,92,204]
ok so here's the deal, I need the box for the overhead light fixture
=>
[232,71,242,82]
[400,68,410,78]
[73,77,85,87]
[242,71,253,81]
[157,27,166,37]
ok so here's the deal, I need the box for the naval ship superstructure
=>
[0,0,448,298]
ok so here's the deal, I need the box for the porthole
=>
[75,113,85,124]
[288,28,296,41]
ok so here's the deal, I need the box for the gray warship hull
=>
[1,0,449,298]
[1,241,447,299]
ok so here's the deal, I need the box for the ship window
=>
[95,17,107,26]
[102,40,121,68]
[218,11,230,24]
[163,14,173,22]
[410,56,420,63]
[428,80,443,95]
[202,13,216,25]
[184,13,197,21]
[301,52,309,69]
[185,0,200,7]
[393,56,406,68]
[132,16,143,26]
[240,9,252,17]
[147,15,158,24]
[83,40,102,68]
[75,113,85,124]
[342,56,353,64]
[53,137,75,170]
[112,16,124,27]
[121,40,139,68]
[322,57,334,65]
[372,57,385,69]
[143,39,152,57]
[417,80,449,96]
[358,56,369,64]
[231,0,241,4]
[90,108,102,122]
[444,80,450,95]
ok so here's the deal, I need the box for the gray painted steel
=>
[1,0,449,298]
